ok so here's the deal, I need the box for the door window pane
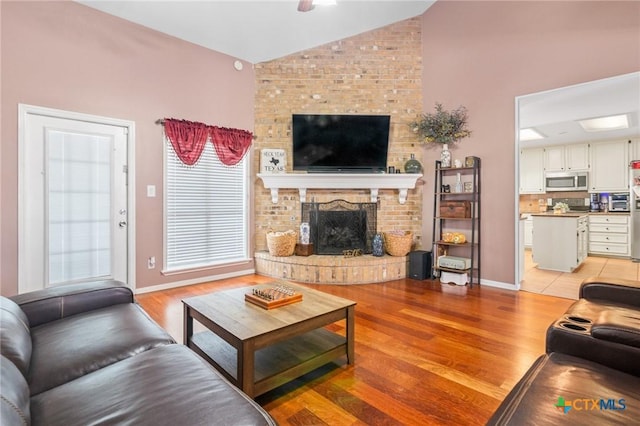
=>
[48,130,112,284]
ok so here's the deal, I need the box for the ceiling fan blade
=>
[298,0,314,12]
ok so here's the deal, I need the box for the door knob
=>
[119,221,127,228]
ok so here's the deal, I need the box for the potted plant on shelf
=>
[410,103,472,167]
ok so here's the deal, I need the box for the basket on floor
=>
[266,230,297,257]
[383,231,413,256]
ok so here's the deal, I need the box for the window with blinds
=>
[165,140,248,271]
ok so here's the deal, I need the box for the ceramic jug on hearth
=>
[372,233,384,257]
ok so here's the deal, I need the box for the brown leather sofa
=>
[545,276,640,376]
[487,277,640,425]
[1,280,277,425]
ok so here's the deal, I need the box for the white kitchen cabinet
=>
[544,146,565,171]
[565,143,590,170]
[531,214,588,272]
[524,216,533,248]
[630,138,640,162]
[544,144,589,172]
[520,147,545,194]
[589,140,629,192]
[577,216,589,263]
[588,214,630,257]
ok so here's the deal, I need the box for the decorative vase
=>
[440,144,451,168]
[404,153,422,173]
[454,172,463,193]
[300,222,310,245]
[372,233,384,257]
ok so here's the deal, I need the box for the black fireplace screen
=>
[301,200,377,255]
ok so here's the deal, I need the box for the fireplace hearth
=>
[302,200,377,255]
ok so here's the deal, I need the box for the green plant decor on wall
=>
[410,103,472,145]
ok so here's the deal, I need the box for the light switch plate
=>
[147,185,156,197]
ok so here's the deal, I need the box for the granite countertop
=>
[588,211,630,215]
[522,211,630,217]
[530,212,588,217]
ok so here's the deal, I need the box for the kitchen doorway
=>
[515,73,640,291]
[18,105,135,293]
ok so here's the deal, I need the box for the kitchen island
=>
[531,212,588,272]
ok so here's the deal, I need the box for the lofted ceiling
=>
[77,0,436,64]
[76,1,638,146]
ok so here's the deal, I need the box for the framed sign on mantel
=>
[260,149,286,173]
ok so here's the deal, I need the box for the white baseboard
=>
[480,279,518,291]
[134,268,256,294]
[134,269,518,294]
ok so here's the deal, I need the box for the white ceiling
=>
[77,1,638,146]
[518,72,640,148]
[78,0,436,64]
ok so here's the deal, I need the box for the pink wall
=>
[2,1,638,295]
[1,2,255,296]
[420,1,640,285]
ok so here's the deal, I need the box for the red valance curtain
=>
[163,119,209,166]
[209,126,253,166]
[163,118,253,166]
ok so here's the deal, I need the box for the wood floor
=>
[521,250,640,299]
[136,275,574,426]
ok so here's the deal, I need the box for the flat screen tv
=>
[292,114,390,173]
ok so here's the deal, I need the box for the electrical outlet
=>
[147,256,156,269]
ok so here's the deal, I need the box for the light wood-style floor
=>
[520,250,640,300]
[137,275,574,425]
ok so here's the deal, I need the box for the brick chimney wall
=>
[253,17,424,253]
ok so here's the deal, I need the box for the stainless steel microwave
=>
[545,171,588,192]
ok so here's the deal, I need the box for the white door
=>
[19,105,131,293]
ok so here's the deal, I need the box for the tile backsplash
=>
[519,191,590,213]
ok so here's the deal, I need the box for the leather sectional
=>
[488,277,640,425]
[1,280,277,425]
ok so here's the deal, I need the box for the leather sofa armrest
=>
[591,310,640,348]
[579,276,640,308]
[9,280,133,327]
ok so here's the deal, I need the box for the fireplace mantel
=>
[258,173,423,204]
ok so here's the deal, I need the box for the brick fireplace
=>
[255,198,411,284]
[252,17,423,283]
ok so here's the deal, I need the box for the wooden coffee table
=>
[182,282,356,398]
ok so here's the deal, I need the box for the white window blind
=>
[165,139,248,271]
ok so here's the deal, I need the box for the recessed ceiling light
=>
[298,0,336,12]
[519,128,546,141]
[578,114,629,132]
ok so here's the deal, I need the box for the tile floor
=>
[520,250,640,300]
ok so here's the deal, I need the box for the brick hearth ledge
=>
[254,251,407,284]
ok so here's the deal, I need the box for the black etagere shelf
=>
[432,158,481,287]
